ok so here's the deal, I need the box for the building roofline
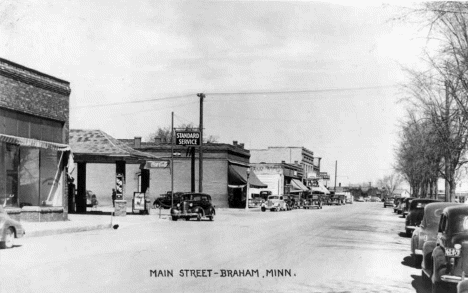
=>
[0,57,71,95]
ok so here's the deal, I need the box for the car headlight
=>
[189,203,193,207]
[176,203,180,207]
[455,244,462,250]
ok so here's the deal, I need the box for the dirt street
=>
[1,203,428,293]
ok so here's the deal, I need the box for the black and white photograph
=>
[2,1,468,292]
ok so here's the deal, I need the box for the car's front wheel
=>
[261,207,266,212]
[0,227,14,249]
[208,215,214,221]
[197,212,202,221]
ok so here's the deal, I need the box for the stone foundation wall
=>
[21,206,65,222]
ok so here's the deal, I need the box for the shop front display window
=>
[0,143,19,207]
[1,144,64,208]
[18,147,40,207]
[40,149,63,206]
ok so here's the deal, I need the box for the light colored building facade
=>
[249,146,319,182]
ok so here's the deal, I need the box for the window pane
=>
[18,147,40,206]
[1,143,19,207]
[40,149,63,207]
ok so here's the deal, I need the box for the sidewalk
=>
[20,207,258,238]
[22,208,171,238]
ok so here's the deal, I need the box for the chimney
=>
[318,158,322,171]
[154,137,162,144]
[134,136,142,148]
[233,140,238,146]
[294,160,298,165]
[281,160,285,164]
[239,143,244,149]
[339,182,341,187]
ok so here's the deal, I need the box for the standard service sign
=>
[175,131,201,146]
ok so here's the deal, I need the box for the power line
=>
[74,84,398,109]
[75,93,195,109]
[205,85,398,96]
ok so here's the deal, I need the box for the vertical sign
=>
[116,173,124,200]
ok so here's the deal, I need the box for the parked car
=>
[170,193,215,221]
[422,205,468,292]
[405,198,440,237]
[261,195,287,212]
[249,194,265,208]
[302,192,323,209]
[356,197,364,202]
[384,197,394,208]
[283,194,300,210]
[401,197,415,217]
[413,202,459,268]
[153,191,186,209]
[0,205,25,249]
[394,198,403,213]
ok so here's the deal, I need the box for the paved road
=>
[1,203,430,293]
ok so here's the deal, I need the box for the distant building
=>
[0,58,71,221]
[250,162,304,196]
[392,189,410,198]
[249,146,319,182]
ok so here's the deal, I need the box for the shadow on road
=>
[402,256,415,268]
[411,274,430,293]
[398,232,409,238]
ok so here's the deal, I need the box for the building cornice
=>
[0,58,71,96]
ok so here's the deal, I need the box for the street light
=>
[245,168,250,211]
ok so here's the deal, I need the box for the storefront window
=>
[1,145,64,208]
[40,149,63,206]
[18,147,40,206]
[0,143,19,207]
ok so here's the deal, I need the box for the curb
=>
[25,223,112,238]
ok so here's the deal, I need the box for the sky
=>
[0,0,429,185]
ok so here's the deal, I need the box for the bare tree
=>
[378,173,404,198]
[397,2,468,201]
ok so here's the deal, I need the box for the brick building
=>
[0,58,71,221]
[249,146,320,182]
[121,138,264,208]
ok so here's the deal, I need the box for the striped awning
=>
[0,134,70,151]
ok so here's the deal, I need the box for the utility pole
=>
[197,93,205,193]
[171,111,174,208]
[334,160,337,191]
[445,80,450,202]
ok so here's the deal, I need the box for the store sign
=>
[319,172,330,180]
[146,161,169,168]
[175,131,201,146]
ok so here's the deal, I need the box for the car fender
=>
[422,241,437,271]
[431,246,447,283]
[411,230,420,254]
[193,207,205,216]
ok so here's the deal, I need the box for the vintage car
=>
[405,198,440,237]
[393,198,403,213]
[302,192,323,209]
[283,194,300,210]
[153,191,186,209]
[328,193,345,205]
[356,196,364,202]
[412,202,459,267]
[261,195,287,212]
[422,205,468,292]
[170,193,215,221]
[402,197,415,217]
[384,197,394,208]
[0,205,25,249]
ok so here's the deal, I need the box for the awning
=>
[0,133,70,151]
[228,165,268,189]
[290,179,308,191]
